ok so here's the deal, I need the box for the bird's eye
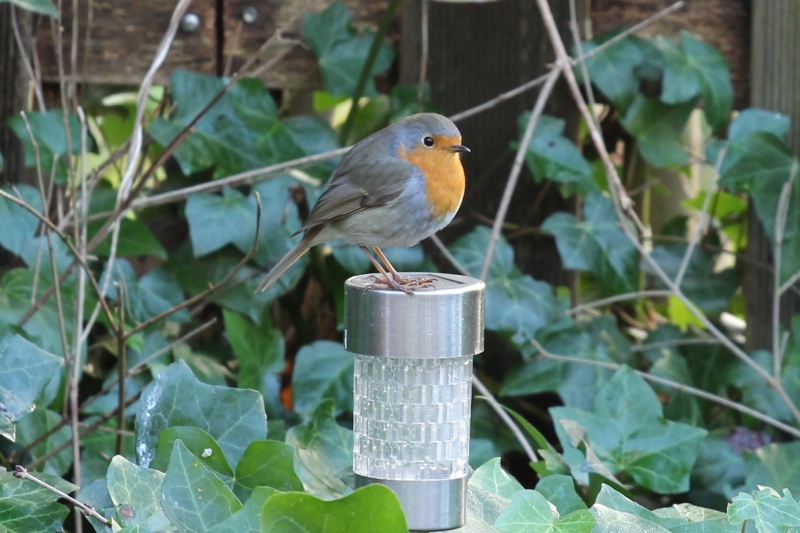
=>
[423,136,434,147]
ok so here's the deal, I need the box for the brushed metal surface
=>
[355,475,467,531]
[344,273,485,359]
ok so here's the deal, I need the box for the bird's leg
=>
[359,247,413,294]
[373,247,434,288]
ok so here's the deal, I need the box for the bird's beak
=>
[450,144,470,153]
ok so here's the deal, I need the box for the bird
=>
[255,112,469,294]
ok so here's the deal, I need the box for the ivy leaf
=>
[285,400,352,498]
[495,490,596,533]
[621,95,695,167]
[0,0,58,17]
[261,485,406,533]
[15,409,72,476]
[185,188,257,258]
[0,333,61,442]
[551,366,707,493]
[233,440,304,499]
[466,458,524,529]
[728,108,790,142]
[135,360,267,469]
[543,192,637,294]
[0,185,43,256]
[577,32,646,113]
[207,486,277,533]
[718,132,800,283]
[502,316,632,410]
[740,441,800,495]
[91,218,167,260]
[643,243,739,316]
[518,114,594,194]
[162,440,243,533]
[450,226,562,343]
[106,456,168,529]
[292,341,353,418]
[728,487,800,532]
[0,469,74,533]
[7,110,89,182]
[150,426,233,477]
[224,310,285,390]
[302,1,395,97]
[534,475,587,517]
[658,32,732,130]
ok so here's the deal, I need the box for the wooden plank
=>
[1,4,32,185]
[35,0,217,86]
[592,0,750,109]
[222,0,390,89]
[746,0,800,351]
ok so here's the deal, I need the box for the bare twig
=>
[417,0,430,112]
[567,290,672,315]
[479,68,561,281]
[569,0,598,128]
[772,160,799,378]
[429,234,470,277]
[675,148,727,288]
[10,7,46,111]
[115,283,126,456]
[472,376,539,463]
[531,339,800,439]
[13,466,111,527]
[629,337,720,353]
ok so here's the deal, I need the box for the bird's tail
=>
[255,227,321,293]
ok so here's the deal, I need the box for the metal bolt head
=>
[242,6,258,24]
[180,13,201,33]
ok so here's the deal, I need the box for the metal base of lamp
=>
[355,475,467,531]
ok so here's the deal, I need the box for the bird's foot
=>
[366,274,434,294]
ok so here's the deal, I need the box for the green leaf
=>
[0,0,58,17]
[535,475,586,517]
[302,1,395,97]
[185,188,259,257]
[15,409,71,475]
[741,441,800,496]
[658,32,732,130]
[260,484,407,533]
[292,341,353,417]
[135,360,267,469]
[495,490,595,533]
[234,440,304,498]
[91,218,168,259]
[162,440,243,533]
[285,400,352,498]
[467,458,524,529]
[224,310,285,390]
[450,226,562,343]
[690,431,745,498]
[519,114,594,194]
[150,426,233,476]
[621,95,695,167]
[551,366,707,493]
[590,485,681,533]
[502,316,633,410]
[208,486,278,533]
[577,33,646,113]
[0,333,61,441]
[107,456,168,528]
[643,243,739,316]
[0,185,43,256]
[543,192,637,293]
[728,108,790,142]
[0,470,73,533]
[7,110,88,181]
[728,487,800,532]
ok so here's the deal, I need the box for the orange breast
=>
[399,135,466,218]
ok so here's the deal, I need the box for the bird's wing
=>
[294,157,413,235]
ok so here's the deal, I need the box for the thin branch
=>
[13,466,111,527]
[629,337,720,353]
[567,290,672,315]
[569,0,598,128]
[417,0,429,112]
[675,148,727,288]
[429,234,470,277]
[10,7,46,111]
[115,283,126,456]
[773,160,798,378]
[530,339,800,439]
[479,68,561,281]
[472,376,539,463]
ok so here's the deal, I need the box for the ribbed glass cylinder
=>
[352,354,473,481]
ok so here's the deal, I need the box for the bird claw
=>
[365,275,435,294]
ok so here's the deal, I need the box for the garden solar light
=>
[344,273,485,531]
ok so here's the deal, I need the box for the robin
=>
[256,112,469,294]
